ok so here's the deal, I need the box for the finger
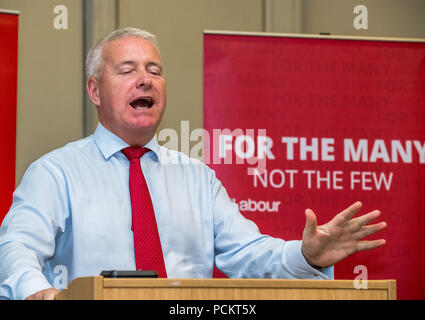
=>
[330,201,363,226]
[303,208,318,238]
[45,291,58,300]
[356,239,386,252]
[353,221,387,240]
[348,210,382,232]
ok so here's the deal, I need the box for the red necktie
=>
[122,146,167,277]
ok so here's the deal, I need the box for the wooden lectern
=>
[56,277,396,300]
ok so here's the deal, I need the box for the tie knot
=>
[122,146,150,161]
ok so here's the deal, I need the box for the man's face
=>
[89,36,166,144]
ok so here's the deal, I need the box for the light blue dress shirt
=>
[0,123,332,299]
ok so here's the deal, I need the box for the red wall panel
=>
[0,12,18,223]
[204,33,425,299]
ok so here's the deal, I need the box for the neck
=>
[122,132,155,147]
[100,121,156,147]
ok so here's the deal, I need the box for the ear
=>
[86,77,101,106]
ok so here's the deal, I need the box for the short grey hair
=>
[85,27,159,79]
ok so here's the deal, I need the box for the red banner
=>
[0,12,18,223]
[204,32,425,299]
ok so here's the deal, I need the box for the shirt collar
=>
[93,122,161,161]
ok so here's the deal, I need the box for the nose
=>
[137,74,153,91]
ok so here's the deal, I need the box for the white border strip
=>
[0,9,20,15]
[204,29,425,44]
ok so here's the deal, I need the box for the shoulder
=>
[42,135,96,161]
[24,135,97,177]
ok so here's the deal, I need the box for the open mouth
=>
[130,97,154,110]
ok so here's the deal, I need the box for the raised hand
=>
[301,201,387,269]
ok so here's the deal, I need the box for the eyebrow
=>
[116,60,137,68]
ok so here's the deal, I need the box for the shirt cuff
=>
[283,240,334,279]
[15,273,53,300]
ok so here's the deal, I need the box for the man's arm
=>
[209,172,385,278]
[0,158,68,299]
[210,173,333,279]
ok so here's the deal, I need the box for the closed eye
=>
[119,69,134,74]
[146,63,163,76]
[148,69,161,76]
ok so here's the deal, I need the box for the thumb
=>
[303,208,318,238]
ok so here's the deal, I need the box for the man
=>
[0,27,387,300]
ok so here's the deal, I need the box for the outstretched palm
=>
[301,202,387,268]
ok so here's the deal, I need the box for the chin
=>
[130,122,159,134]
